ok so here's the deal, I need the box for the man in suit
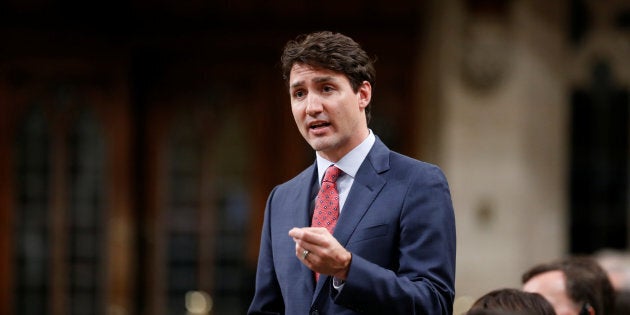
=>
[248,31,456,315]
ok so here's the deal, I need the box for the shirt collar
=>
[316,130,376,183]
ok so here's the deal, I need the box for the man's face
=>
[288,63,371,162]
[523,270,582,315]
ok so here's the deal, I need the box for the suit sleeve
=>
[247,187,285,315]
[333,165,456,314]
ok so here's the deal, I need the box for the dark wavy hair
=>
[280,31,376,123]
[467,288,557,315]
[522,256,615,315]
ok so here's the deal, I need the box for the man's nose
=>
[305,93,323,116]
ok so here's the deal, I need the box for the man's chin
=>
[311,145,327,153]
[308,139,332,152]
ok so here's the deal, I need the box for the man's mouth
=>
[309,122,331,130]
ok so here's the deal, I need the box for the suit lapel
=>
[333,172,386,247]
[289,163,319,297]
[334,138,389,247]
[293,163,318,229]
[312,139,390,300]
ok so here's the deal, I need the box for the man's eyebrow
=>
[290,80,304,89]
[313,76,335,84]
[290,76,336,89]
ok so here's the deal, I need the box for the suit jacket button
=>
[310,310,319,315]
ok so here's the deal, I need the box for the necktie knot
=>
[322,166,341,184]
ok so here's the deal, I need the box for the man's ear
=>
[358,81,372,108]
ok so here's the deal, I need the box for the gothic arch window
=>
[11,90,111,315]
[569,0,630,253]
[570,61,629,253]
[155,102,253,315]
[66,109,106,315]
[14,106,52,315]
[164,112,205,314]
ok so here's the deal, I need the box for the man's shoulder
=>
[369,137,439,168]
[388,150,436,168]
[385,150,448,180]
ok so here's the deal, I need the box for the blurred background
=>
[0,0,628,314]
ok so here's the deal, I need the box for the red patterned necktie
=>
[312,165,342,233]
[311,165,341,281]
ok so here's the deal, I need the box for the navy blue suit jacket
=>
[248,138,456,314]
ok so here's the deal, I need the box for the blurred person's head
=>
[466,288,556,315]
[595,249,630,291]
[522,256,615,315]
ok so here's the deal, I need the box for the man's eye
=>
[323,86,334,92]
[294,90,305,98]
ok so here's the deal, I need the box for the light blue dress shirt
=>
[315,130,376,213]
